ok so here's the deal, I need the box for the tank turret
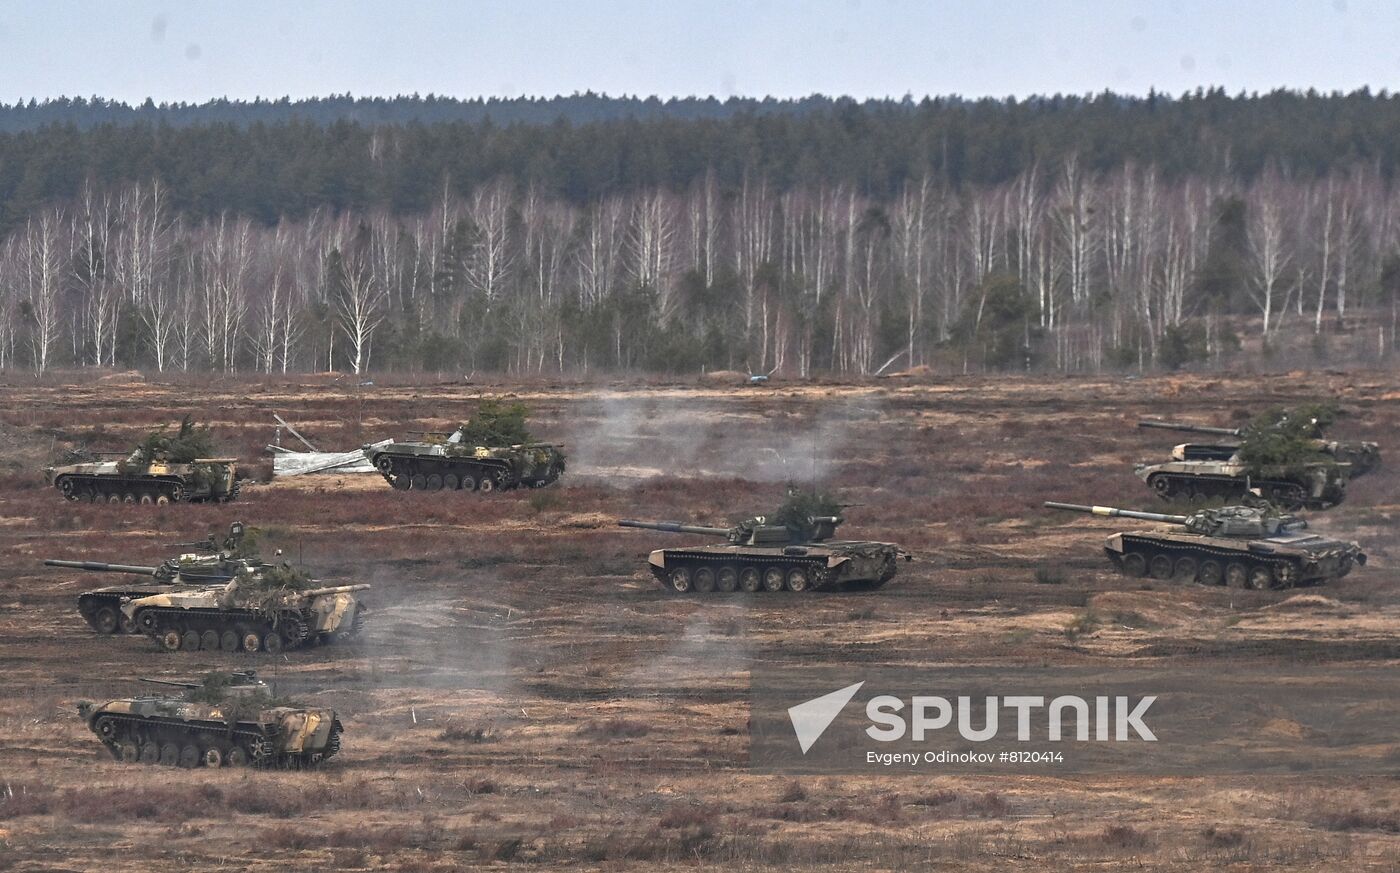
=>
[619,514,844,546]
[77,670,342,768]
[1044,501,1365,589]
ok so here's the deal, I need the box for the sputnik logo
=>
[787,681,864,753]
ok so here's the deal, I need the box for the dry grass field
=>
[1,368,1398,871]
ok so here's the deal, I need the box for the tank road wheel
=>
[785,567,812,592]
[390,474,409,490]
[181,630,202,651]
[739,567,762,593]
[694,567,716,593]
[226,746,248,767]
[1149,475,1174,500]
[1173,556,1198,583]
[202,746,224,768]
[426,473,443,491]
[140,742,160,765]
[200,630,220,651]
[263,631,284,654]
[1247,565,1274,590]
[178,744,200,768]
[159,743,179,766]
[443,473,460,491]
[93,606,120,635]
[119,612,140,634]
[1148,553,1174,581]
[1274,562,1300,588]
[95,717,119,741]
[1225,562,1249,589]
[122,492,136,505]
[1199,560,1224,586]
[375,455,394,476]
[220,630,240,652]
[717,566,739,593]
[169,484,186,503]
[668,567,693,593]
[1121,553,1148,578]
[478,475,497,494]
[410,473,428,491]
[460,474,477,492]
[762,567,786,592]
[139,494,154,506]
[160,629,183,652]
[242,632,262,652]
[106,494,122,504]
[59,478,78,500]
[119,741,140,764]
[155,494,170,506]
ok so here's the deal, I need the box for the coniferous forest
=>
[2,90,1400,376]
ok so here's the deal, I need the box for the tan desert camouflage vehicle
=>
[1045,501,1366,589]
[1139,418,1381,477]
[1133,452,1349,510]
[46,452,240,504]
[47,522,256,635]
[79,671,342,768]
[619,493,909,594]
[364,428,565,493]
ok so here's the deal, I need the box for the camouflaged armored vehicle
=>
[364,401,564,493]
[47,522,255,635]
[45,417,240,504]
[79,671,342,768]
[1132,453,1348,510]
[619,492,908,593]
[1139,418,1381,478]
[121,567,368,653]
[1044,501,1365,589]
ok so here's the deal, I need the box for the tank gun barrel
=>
[1137,419,1242,437]
[44,559,159,576]
[138,678,201,689]
[1043,502,1189,524]
[618,519,732,537]
[302,584,372,597]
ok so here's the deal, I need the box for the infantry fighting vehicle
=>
[1139,418,1381,477]
[619,494,908,593]
[78,671,342,768]
[366,432,565,492]
[1044,501,1366,589]
[47,522,255,635]
[45,417,240,504]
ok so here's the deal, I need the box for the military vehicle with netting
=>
[47,521,257,635]
[45,416,240,505]
[1044,501,1366,589]
[619,490,908,594]
[78,671,342,768]
[364,400,565,493]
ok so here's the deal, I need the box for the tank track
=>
[54,473,234,505]
[1143,472,1329,510]
[90,712,340,768]
[133,606,315,652]
[371,452,520,493]
[78,591,149,634]
[1114,536,1306,589]
[651,551,831,594]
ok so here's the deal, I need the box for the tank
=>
[363,429,565,493]
[618,497,908,593]
[1132,454,1348,510]
[1043,501,1366,589]
[46,522,255,635]
[77,671,343,768]
[45,418,240,504]
[1139,418,1381,477]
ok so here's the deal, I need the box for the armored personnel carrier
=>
[618,492,908,593]
[364,401,564,493]
[45,417,240,504]
[78,671,342,768]
[47,522,255,635]
[1044,501,1365,589]
[121,565,369,653]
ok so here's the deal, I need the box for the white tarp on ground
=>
[269,441,386,477]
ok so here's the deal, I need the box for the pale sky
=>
[1,0,1397,103]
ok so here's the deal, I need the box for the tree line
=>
[3,156,1398,377]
